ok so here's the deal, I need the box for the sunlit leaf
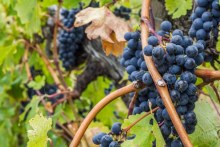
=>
[27,113,52,147]
[165,0,193,18]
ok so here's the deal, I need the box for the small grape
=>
[111,122,122,135]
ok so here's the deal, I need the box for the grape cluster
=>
[21,68,63,114]
[114,6,132,20]
[58,8,84,70]
[189,0,220,61]
[120,20,203,146]
[92,122,123,147]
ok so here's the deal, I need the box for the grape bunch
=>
[92,122,123,147]
[120,20,203,146]
[189,0,220,62]
[58,8,84,70]
[114,6,132,20]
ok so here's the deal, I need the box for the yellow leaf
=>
[102,32,125,56]
[74,7,132,56]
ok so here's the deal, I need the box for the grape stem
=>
[141,0,193,146]
[23,47,32,81]
[123,107,159,132]
[52,0,68,90]
[127,91,139,118]
[69,82,143,147]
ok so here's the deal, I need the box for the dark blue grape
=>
[192,18,203,30]
[131,32,140,40]
[176,105,187,115]
[162,109,171,120]
[203,21,213,31]
[175,80,188,92]
[171,139,183,147]
[155,108,163,122]
[152,46,165,59]
[133,107,142,114]
[171,35,183,45]
[148,36,159,46]
[180,71,196,83]
[141,61,148,71]
[176,55,187,66]
[111,122,122,135]
[186,45,198,58]
[186,83,197,96]
[92,132,106,145]
[144,45,153,56]
[170,90,181,102]
[168,65,182,75]
[202,11,212,21]
[101,135,113,147]
[163,73,177,85]
[184,58,196,69]
[156,96,165,108]
[189,28,196,38]
[161,124,171,136]
[172,29,183,37]
[179,93,189,105]
[109,141,120,147]
[165,54,176,64]
[166,43,175,55]
[196,29,207,40]
[140,101,150,112]
[195,6,206,17]
[189,95,198,103]
[142,72,153,85]
[127,39,138,49]
[194,53,204,65]
[160,21,172,31]
[184,111,196,124]
[126,65,136,74]
[124,32,132,41]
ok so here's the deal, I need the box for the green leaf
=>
[28,75,46,90]
[82,77,127,126]
[0,45,16,66]
[27,113,52,147]
[217,35,220,51]
[165,0,193,18]
[129,0,142,9]
[15,0,41,36]
[205,85,220,104]
[99,0,112,6]
[19,96,41,122]
[81,0,91,7]
[121,113,165,146]
[62,0,81,9]
[40,0,58,8]
[190,97,220,147]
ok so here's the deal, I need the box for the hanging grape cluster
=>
[189,0,220,62]
[114,6,132,20]
[58,8,84,70]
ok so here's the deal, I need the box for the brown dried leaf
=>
[102,32,125,56]
[74,7,132,56]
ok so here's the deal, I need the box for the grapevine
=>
[0,0,220,147]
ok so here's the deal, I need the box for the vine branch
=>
[195,69,220,83]
[35,45,65,90]
[70,82,143,147]
[141,0,192,146]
